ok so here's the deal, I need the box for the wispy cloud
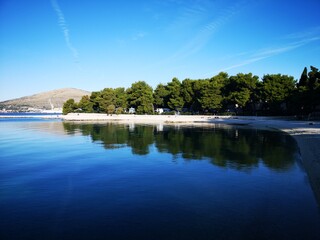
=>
[284,26,320,40]
[146,0,252,72]
[132,31,147,41]
[51,0,79,62]
[208,33,320,75]
[168,4,207,31]
[171,0,250,60]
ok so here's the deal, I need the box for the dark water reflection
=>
[1,121,320,240]
[63,122,297,171]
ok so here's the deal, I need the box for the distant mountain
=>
[0,88,90,112]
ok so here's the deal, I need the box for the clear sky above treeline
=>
[0,0,319,101]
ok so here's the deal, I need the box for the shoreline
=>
[63,113,320,206]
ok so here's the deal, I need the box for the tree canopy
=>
[63,66,319,116]
[126,81,154,114]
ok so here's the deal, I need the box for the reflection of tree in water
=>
[63,123,154,153]
[156,127,297,171]
[127,125,154,155]
[63,123,129,149]
[63,123,297,171]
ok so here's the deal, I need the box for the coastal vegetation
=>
[63,66,320,116]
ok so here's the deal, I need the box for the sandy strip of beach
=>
[63,113,320,205]
[62,113,220,123]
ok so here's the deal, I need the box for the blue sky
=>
[1,0,320,101]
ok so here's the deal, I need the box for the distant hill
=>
[0,88,90,112]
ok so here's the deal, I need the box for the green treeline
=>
[63,66,320,116]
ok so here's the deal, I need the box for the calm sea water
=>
[0,118,319,240]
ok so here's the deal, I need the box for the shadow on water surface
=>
[63,122,298,172]
[1,120,320,240]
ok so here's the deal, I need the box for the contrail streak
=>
[51,0,79,62]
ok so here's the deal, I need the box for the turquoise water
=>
[0,119,319,240]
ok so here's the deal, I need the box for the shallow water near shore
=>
[0,119,320,240]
